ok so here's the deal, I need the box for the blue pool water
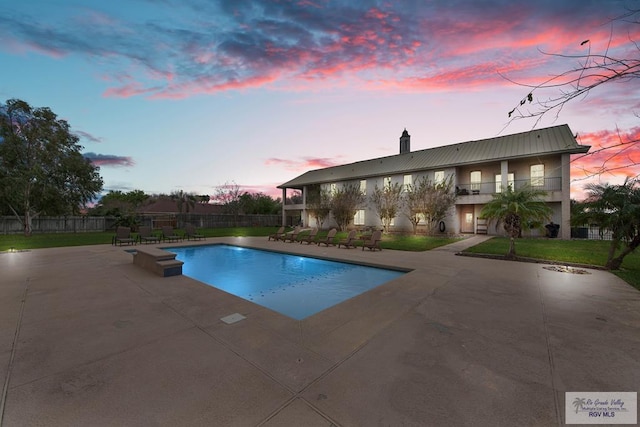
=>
[168,244,406,320]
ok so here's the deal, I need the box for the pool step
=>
[133,247,184,277]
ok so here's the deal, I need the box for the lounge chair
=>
[316,228,337,246]
[268,226,285,241]
[362,230,382,251]
[298,228,319,244]
[281,227,301,243]
[113,226,135,246]
[137,226,160,244]
[184,223,205,241]
[162,226,182,243]
[337,230,358,248]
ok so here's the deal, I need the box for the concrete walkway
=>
[1,237,638,426]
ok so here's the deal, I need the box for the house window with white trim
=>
[403,175,412,191]
[495,173,514,193]
[384,176,392,189]
[531,164,544,187]
[354,209,365,225]
[470,171,481,193]
[434,171,445,185]
[359,180,366,195]
[330,183,337,195]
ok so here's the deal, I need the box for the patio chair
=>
[362,230,382,251]
[184,223,205,241]
[162,226,182,243]
[113,226,135,246]
[281,226,301,243]
[298,228,319,244]
[316,228,337,247]
[268,226,285,241]
[137,226,160,244]
[337,230,358,248]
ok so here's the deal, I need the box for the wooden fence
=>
[0,214,281,234]
[0,216,117,234]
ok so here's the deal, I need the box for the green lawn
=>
[0,227,460,251]
[464,237,640,291]
[0,227,278,251]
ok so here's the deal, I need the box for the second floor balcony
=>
[455,177,562,201]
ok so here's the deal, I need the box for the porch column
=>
[501,160,509,191]
[560,153,571,239]
[281,188,286,226]
[302,186,307,227]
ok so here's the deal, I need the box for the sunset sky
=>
[1,0,638,201]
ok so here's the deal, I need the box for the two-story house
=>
[278,124,590,239]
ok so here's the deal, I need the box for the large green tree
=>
[93,190,149,216]
[480,186,552,259]
[0,99,103,235]
[573,179,640,270]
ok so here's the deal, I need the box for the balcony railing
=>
[456,177,562,195]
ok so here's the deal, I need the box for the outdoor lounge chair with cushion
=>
[362,230,382,251]
[281,227,301,243]
[298,227,319,244]
[317,228,337,246]
[337,230,358,248]
[113,226,136,246]
[184,223,205,240]
[137,226,160,244]
[162,226,182,243]
[268,226,286,241]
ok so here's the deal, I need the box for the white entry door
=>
[461,209,474,233]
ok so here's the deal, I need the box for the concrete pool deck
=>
[1,236,639,426]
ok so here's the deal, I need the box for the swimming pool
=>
[168,244,406,320]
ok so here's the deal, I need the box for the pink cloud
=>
[103,82,158,98]
[266,156,341,171]
[570,126,640,199]
[5,1,637,102]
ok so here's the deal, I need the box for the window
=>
[330,183,337,195]
[495,173,514,193]
[434,171,445,185]
[360,180,367,195]
[354,209,365,225]
[470,171,481,193]
[403,175,412,191]
[531,164,544,187]
[383,176,392,189]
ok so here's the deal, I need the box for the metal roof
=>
[278,124,590,189]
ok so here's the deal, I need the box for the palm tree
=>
[575,178,640,270]
[170,190,196,214]
[480,186,552,259]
